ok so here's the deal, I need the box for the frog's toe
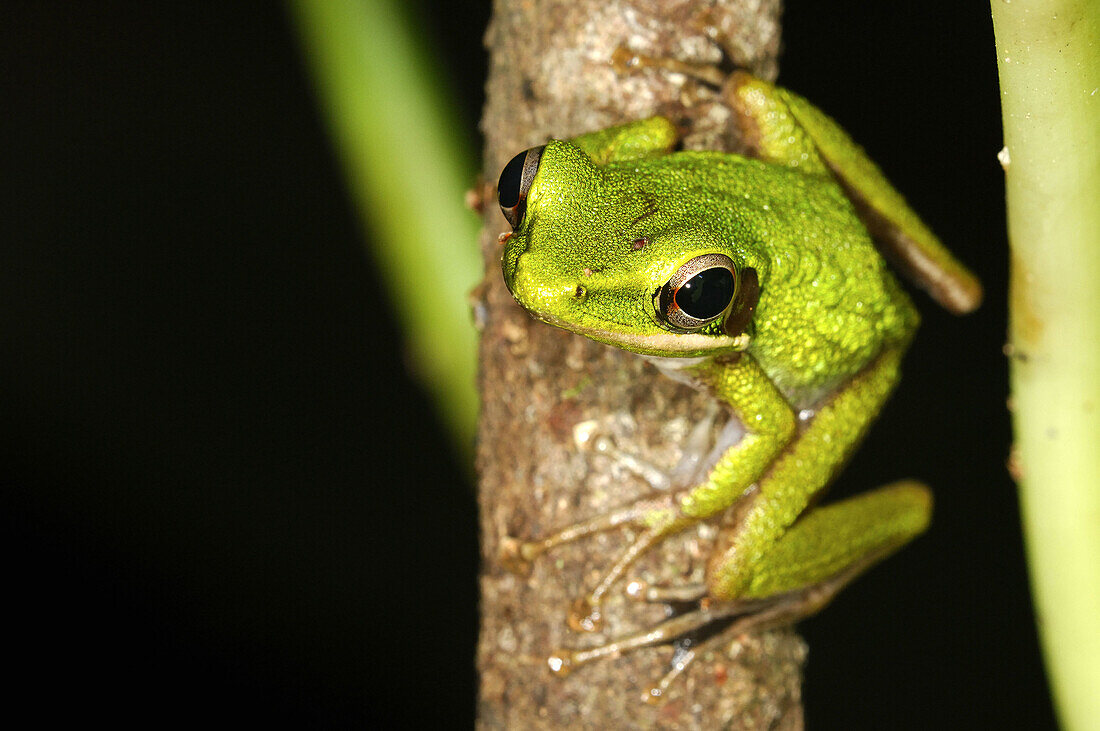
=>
[627,579,707,604]
[568,597,604,633]
[547,650,576,677]
[498,536,533,575]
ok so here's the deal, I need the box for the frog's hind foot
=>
[551,563,869,703]
[549,595,772,702]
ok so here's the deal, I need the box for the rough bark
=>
[475,1,804,727]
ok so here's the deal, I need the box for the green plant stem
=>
[992,2,1100,729]
[290,0,482,457]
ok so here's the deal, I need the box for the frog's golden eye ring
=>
[497,145,545,230]
[658,254,738,331]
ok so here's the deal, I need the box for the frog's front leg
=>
[503,354,797,631]
[564,115,679,165]
[549,345,931,687]
[554,481,930,703]
[702,345,926,601]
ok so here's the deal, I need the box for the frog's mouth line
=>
[531,309,746,357]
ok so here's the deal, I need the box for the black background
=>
[3,2,1056,727]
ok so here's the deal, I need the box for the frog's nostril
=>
[573,284,587,300]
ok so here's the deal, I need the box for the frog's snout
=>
[505,251,589,317]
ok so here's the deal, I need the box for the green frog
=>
[496,71,981,696]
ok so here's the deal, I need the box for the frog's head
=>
[497,140,752,358]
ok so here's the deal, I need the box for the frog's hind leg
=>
[627,481,930,616]
[725,72,982,314]
[700,342,923,601]
[549,484,927,700]
[718,480,932,601]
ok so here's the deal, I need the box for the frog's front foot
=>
[499,536,630,633]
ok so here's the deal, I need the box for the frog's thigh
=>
[726,73,982,314]
[735,481,931,599]
[705,345,908,600]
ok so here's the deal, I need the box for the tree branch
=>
[475,1,804,727]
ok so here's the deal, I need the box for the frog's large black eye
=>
[677,268,735,318]
[657,254,738,331]
[497,145,544,229]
